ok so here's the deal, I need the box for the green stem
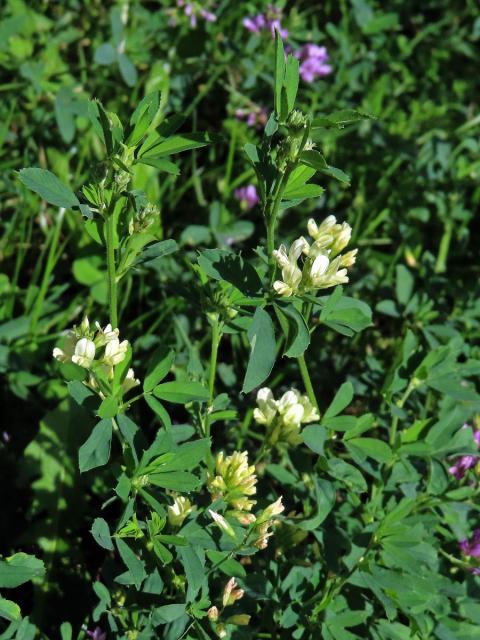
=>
[106,213,118,328]
[265,165,294,286]
[435,218,453,274]
[389,383,415,447]
[30,208,65,335]
[206,317,223,439]
[297,354,320,413]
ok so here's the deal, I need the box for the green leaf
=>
[395,265,414,306]
[300,150,328,171]
[91,518,114,551]
[78,419,113,472]
[320,165,351,185]
[297,479,336,531]
[206,550,246,578]
[0,553,45,588]
[178,546,206,601]
[320,291,373,336]
[152,603,187,624]
[0,597,21,621]
[139,132,220,158]
[153,381,209,404]
[312,109,374,129]
[135,239,178,266]
[242,307,276,393]
[346,438,393,464]
[302,424,328,455]
[273,29,286,116]
[116,539,146,589]
[136,156,180,174]
[144,349,175,393]
[18,168,80,209]
[284,54,299,113]
[94,42,116,65]
[97,395,118,419]
[60,622,73,640]
[145,395,172,429]
[149,471,201,491]
[197,249,262,296]
[328,458,367,492]
[274,301,310,358]
[118,52,137,87]
[324,382,354,418]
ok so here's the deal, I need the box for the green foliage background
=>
[1,0,480,638]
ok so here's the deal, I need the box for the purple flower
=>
[243,15,266,33]
[459,529,480,559]
[449,455,477,480]
[234,185,259,210]
[448,424,480,480]
[294,44,332,83]
[86,629,106,640]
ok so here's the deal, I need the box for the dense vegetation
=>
[1,1,480,638]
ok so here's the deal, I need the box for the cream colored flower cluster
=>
[52,316,140,394]
[272,215,358,297]
[254,387,319,445]
[207,451,258,522]
[207,449,284,549]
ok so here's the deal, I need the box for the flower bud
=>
[222,578,244,607]
[207,606,219,622]
[209,510,236,538]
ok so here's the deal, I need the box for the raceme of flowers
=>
[207,450,257,520]
[167,0,217,28]
[272,215,358,297]
[207,449,285,548]
[235,105,269,128]
[254,387,319,445]
[52,316,140,394]
[448,424,480,480]
[243,6,332,83]
[243,4,288,39]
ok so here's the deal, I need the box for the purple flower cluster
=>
[448,424,480,480]
[242,6,332,84]
[169,0,216,28]
[235,106,269,128]
[294,44,332,83]
[243,4,288,39]
[234,185,259,210]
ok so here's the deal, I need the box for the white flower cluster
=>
[272,215,358,297]
[254,387,319,446]
[53,316,140,394]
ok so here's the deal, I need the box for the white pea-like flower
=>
[253,387,278,426]
[168,496,194,527]
[95,322,119,346]
[272,237,309,297]
[121,368,141,394]
[103,338,129,366]
[52,332,77,363]
[71,338,96,368]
